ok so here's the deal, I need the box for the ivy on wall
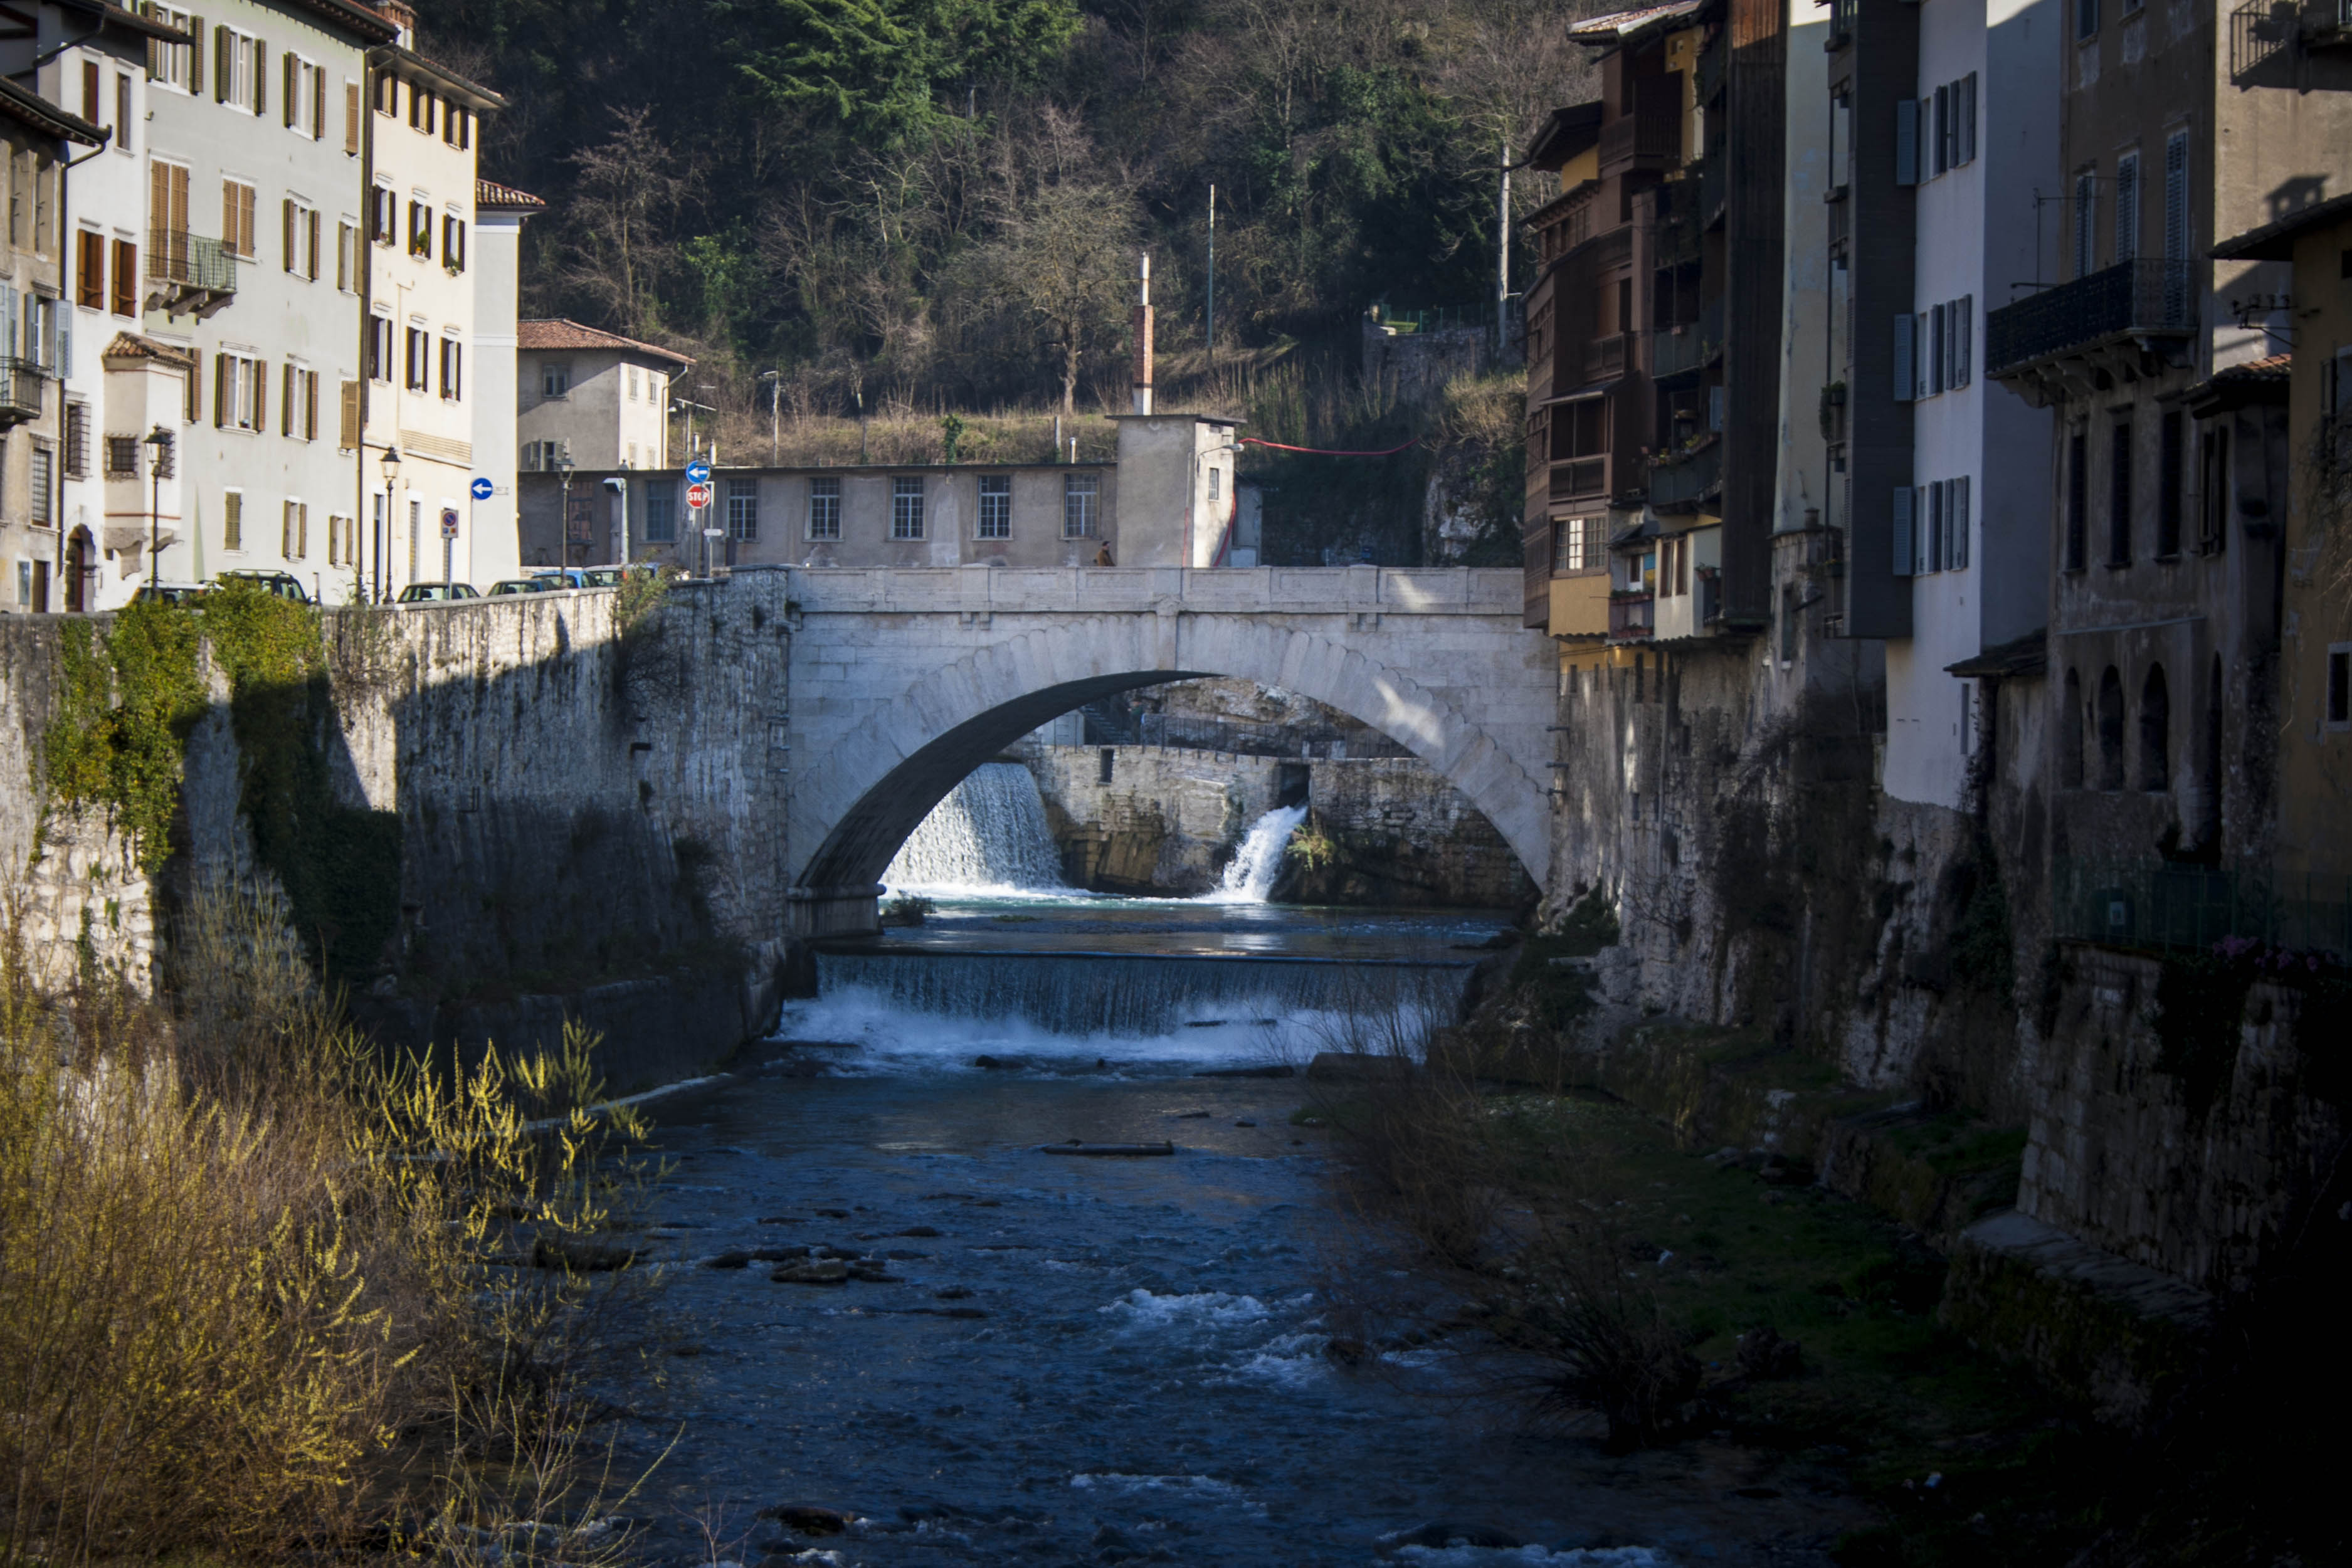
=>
[41,604,206,872]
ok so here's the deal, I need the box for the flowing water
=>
[885,764,1070,896]
[604,787,1857,1566]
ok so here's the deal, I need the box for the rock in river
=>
[771,1259,851,1285]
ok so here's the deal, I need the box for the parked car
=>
[216,569,310,602]
[583,564,660,588]
[134,581,209,605]
[486,577,555,596]
[529,567,589,590]
[395,582,480,603]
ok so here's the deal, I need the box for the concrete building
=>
[514,318,687,478]
[3,0,190,609]
[0,80,100,611]
[2213,191,2352,901]
[1879,0,2061,809]
[1985,0,2352,909]
[140,0,397,602]
[358,8,503,600]
[468,176,539,586]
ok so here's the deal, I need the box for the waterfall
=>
[884,763,1068,895]
[1200,804,1308,904]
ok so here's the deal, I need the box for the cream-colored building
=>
[468,176,539,584]
[358,4,502,597]
[515,318,688,475]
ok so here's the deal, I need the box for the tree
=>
[554,107,696,336]
[966,180,1140,412]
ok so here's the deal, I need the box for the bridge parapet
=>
[778,564,1522,617]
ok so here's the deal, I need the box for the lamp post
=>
[140,425,171,595]
[379,445,401,603]
[556,448,575,567]
[602,475,627,569]
[758,370,781,465]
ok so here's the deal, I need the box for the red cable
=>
[1237,436,1422,457]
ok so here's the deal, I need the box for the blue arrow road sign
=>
[684,458,712,485]
[470,476,494,501]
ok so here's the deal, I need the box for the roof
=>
[1947,628,2048,681]
[2212,190,2352,261]
[51,0,192,44]
[477,177,545,211]
[1524,102,1602,171]
[2182,350,2292,414]
[371,43,507,112]
[100,332,199,370]
[1569,0,1705,46]
[0,77,103,147]
[517,318,695,367]
[278,0,400,43]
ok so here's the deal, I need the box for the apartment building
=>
[1521,0,1787,651]
[357,6,503,599]
[0,80,100,611]
[1860,0,2061,809]
[468,176,539,587]
[140,0,395,602]
[1985,0,2352,892]
[515,318,687,476]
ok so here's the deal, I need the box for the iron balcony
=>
[1985,258,2196,386]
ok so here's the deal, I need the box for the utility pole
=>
[1496,136,1512,363]
[759,369,781,465]
[1205,184,1216,367]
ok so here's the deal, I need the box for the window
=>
[221,177,256,258]
[110,238,135,315]
[222,489,243,550]
[150,162,189,268]
[2327,644,2351,730]
[2075,0,2097,40]
[441,213,465,273]
[2163,129,2190,263]
[337,219,357,290]
[2065,430,2087,569]
[978,474,1011,538]
[541,361,570,399]
[2108,419,2132,565]
[408,83,436,135]
[807,476,840,539]
[146,8,194,93]
[438,337,462,401]
[643,480,677,543]
[369,182,394,245]
[1955,73,1977,166]
[211,26,263,113]
[1952,295,1971,387]
[2157,410,2184,556]
[443,103,470,149]
[727,478,758,541]
[282,55,324,139]
[2198,423,2229,554]
[282,498,308,560]
[84,57,101,122]
[282,364,317,439]
[2113,151,2139,263]
[1929,303,1946,392]
[105,433,140,476]
[406,199,431,259]
[1552,515,1604,574]
[2062,669,2086,787]
[213,352,263,431]
[1933,83,1951,176]
[116,73,134,153]
[367,312,393,383]
[403,327,428,391]
[892,475,925,539]
[1063,473,1099,538]
[75,228,102,310]
[1951,473,1970,570]
[2139,664,2170,791]
[64,403,88,477]
[282,197,319,278]
[627,366,640,402]
[2072,169,2097,278]
[2096,666,2125,789]
[374,69,396,117]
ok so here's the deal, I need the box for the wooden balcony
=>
[1548,456,1611,503]
[1599,107,1682,178]
[1608,591,1655,641]
[1579,332,1637,387]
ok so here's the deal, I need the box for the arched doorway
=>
[63,527,94,613]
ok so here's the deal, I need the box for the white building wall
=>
[1885,0,2057,808]
[468,202,524,582]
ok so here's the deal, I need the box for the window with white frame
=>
[337,219,357,290]
[406,197,432,259]
[727,478,758,540]
[282,498,308,559]
[892,475,924,539]
[282,196,319,278]
[214,352,263,431]
[404,327,429,391]
[282,55,325,138]
[1063,473,1099,537]
[441,211,465,272]
[807,476,840,539]
[281,363,317,439]
[438,336,462,401]
[212,27,263,113]
[367,312,393,383]
[145,9,194,93]
[978,473,1010,539]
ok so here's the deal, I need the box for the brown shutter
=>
[252,41,265,115]
[312,66,325,140]
[111,238,134,315]
[187,18,203,95]
[281,51,293,125]
[281,196,293,271]
[344,80,359,153]
[82,61,100,121]
[304,369,317,439]
[339,378,359,447]
[212,25,227,100]
[252,357,265,430]
[306,208,319,279]
[213,352,226,427]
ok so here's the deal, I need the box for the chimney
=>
[376,0,417,45]
[1131,252,1154,416]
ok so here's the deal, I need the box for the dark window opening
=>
[2138,663,2170,792]
[2062,669,2086,789]
[2065,431,2088,569]
[1099,747,1115,785]
[1275,763,1310,809]
[2107,419,2133,566]
[2097,666,2126,791]
[2157,411,2183,557]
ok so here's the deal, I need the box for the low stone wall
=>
[1026,744,1536,906]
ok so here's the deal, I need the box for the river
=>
[597,769,1854,1567]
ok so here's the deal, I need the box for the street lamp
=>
[602,475,627,569]
[556,448,576,567]
[379,445,401,603]
[758,369,781,465]
[140,425,172,596]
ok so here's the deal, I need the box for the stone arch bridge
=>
[779,564,1556,934]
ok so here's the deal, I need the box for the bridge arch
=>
[791,614,1551,925]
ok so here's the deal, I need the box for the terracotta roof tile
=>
[516,318,693,367]
[2215,352,2292,380]
[477,178,546,211]
[1569,1,1704,43]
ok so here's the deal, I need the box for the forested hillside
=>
[430,0,1598,558]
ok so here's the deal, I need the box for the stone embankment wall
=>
[1027,744,1535,906]
[0,580,796,1089]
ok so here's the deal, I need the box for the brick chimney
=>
[1131,252,1153,416]
[376,0,416,45]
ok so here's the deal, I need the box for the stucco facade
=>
[514,319,685,476]
[0,81,96,612]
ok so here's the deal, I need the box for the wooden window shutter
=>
[213,352,226,426]
[82,61,100,122]
[1954,475,1970,570]
[312,66,325,139]
[213,25,228,100]
[188,18,203,95]
[76,229,103,310]
[253,356,265,429]
[282,197,293,270]
[149,157,167,233]
[252,40,265,115]
[1892,313,1914,403]
[1891,487,1915,576]
[344,81,359,152]
[339,378,359,447]
[282,52,294,124]
[304,369,317,438]
[1961,74,1978,164]
[280,363,293,434]
[306,208,319,278]
[1894,100,1919,186]
[111,238,134,315]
